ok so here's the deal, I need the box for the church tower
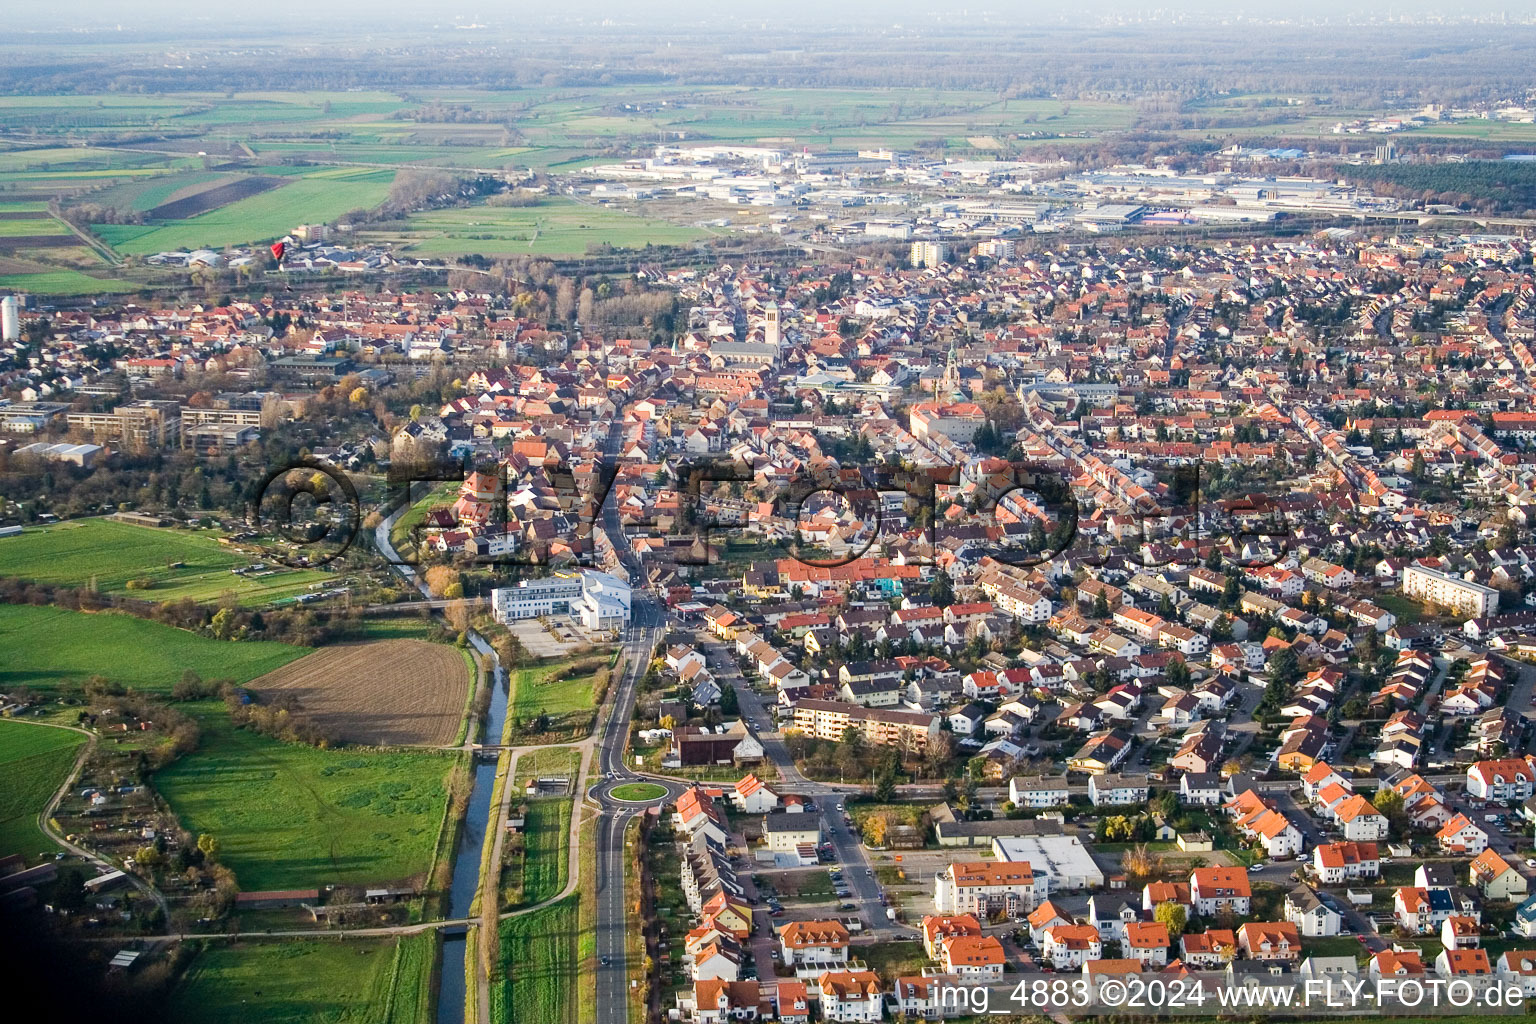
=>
[941,337,962,401]
[763,300,780,348]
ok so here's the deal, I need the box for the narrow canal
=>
[437,657,507,1024]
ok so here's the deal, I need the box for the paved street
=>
[702,637,913,938]
[390,423,1536,1024]
[592,424,675,1024]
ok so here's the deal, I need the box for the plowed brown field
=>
[147,175,283,219]
[248,639,471,746]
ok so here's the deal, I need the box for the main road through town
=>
[375,422,897,1024]
[591,420,678,1024]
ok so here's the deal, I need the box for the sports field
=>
[0,518,332,605]
[166,933,435,1024]
[0,721,86,861]
[155,709,456,890]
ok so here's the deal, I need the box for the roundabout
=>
[609,781,668,802]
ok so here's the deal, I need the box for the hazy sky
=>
[7,0,1534,33]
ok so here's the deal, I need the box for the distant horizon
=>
[5,0,1535,35]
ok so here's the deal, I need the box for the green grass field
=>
[379,931,436,1024]
[0,604,307,693]
[155,709,456,890]
[491,894,579,1024]
[608,783,665,802]
[94,167,397,254]
[0,721,85,861]
[166,934,435,1024]
[0,266,132,294]
[1375,592,1425,626]
[0,146,170,173]
[1405,119,1536,142]
[511,746,581,788]
[519,798,572,905]
[389,480,460,556]
[0,215,68,236]
[325,615,441,644]
[858,941,931,983]
[369,198,706,258]
[0,519,332,605]
[510,657,600,738]
[1300,936,1370,963]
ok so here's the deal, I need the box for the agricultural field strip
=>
[248,639,472,747]
[164,935,433,1024]
[515,798,573,906]
[492,894,580,1024]
[90,166,397,255]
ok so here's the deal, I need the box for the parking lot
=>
[507,616,586,657]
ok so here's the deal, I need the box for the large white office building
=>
[492,570,631,630]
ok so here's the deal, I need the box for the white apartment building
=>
[817,971,884,1023]
[910,240,950,268]
[1402,564,1499,619]
[933,861,1037,916]
[1466,757,1536,802]
[1041,924,1102,969]
[1008,775,1071,809]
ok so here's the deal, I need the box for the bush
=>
[226,688,340,747]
